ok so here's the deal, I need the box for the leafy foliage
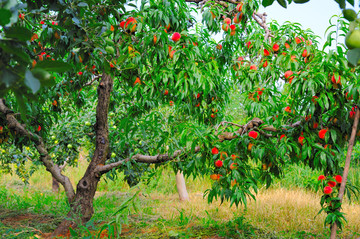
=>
[1,0,360,236]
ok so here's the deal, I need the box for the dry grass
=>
[147,188,360,237]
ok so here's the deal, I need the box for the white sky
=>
[259,1,359,47]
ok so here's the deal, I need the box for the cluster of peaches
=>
[318,174,342,195]
[210,130,267,186]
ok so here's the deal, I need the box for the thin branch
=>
[215,121,243,134]
[59,157,69,171]
[84,75,102,86]
[252,12,273,41]
[0,99,75,202]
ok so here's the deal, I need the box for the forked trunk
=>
[51,73,113,237]
[51,174,100,236]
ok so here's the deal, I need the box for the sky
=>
[259,0,359,47]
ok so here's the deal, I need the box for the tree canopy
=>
[1,0,360,237]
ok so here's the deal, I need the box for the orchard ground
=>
[0,154,359,238]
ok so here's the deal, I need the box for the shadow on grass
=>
[0,208,62,238]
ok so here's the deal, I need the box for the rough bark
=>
[52,177,60,193]
[330,108,360,239]
[176,171,189,201]
[52,73,113,236]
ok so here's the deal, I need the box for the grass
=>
[0,158,360,238]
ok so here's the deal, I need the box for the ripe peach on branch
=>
[212,147,219,155]
[215,160,223,167]
[318,129,328,139]
[171,32,181,42]
[248,131,258,139]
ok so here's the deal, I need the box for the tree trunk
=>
[52,177,60,193]
[51,73,113,237]
[330,108,360,239]
[176,171,189,201]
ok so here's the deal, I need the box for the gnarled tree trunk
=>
[52,73,113,236]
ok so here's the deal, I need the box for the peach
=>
[171,32,181,42]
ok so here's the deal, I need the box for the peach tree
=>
[0,0,359,237]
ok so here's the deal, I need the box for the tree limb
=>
[252,12,273,41]
[95,146,201,173]
[0,99,75,202]
[217,118,302,142]
[97,115,302,173]
[217,117,265,141]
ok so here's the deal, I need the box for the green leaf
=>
[72,17,81,26]
[0,42,31,63]
[335,0,346,9]
[347,48,360,66]
[5,26,33,41]
[78,2,88,7]
[24,70,41,93]
[262,0,275,7]
[0,68,18,87]
[320,152,327,167]
[34,61,72,73]
[330,129,337,144]
[343,9,357,21]
[14,91,27,120]
[0,8,11,25]
[69,227,78,236]
[31,68,55,87]
[277,0,287,8]
[346,0,354,6]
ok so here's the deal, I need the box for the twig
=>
[215,121,243,134]
[85,75,102,86]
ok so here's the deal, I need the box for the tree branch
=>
[97,115,302,173]
[252,12,273,41]
[95,146,201,173]
[0,99,75,202]
[217,118,302,142]
[217,117,264,141]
